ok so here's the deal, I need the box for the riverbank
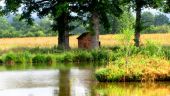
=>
[0,48,113,65]
[95,55,170,82]
[94,42,170,82]
[0,42,170,82]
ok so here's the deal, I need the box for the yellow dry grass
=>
[0,33,169,50]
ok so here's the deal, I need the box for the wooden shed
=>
[77,32,91,49]
[77,32,100,49]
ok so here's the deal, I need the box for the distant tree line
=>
[141,12,170,34]
[0,15,56,38]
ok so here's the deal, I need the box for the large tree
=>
[124,0,163,47]
[3,0,81,49]
[79,0,123,48]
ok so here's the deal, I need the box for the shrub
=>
[62,52,75,62]
[45,55,53,64]
[140,41,164,57]
[164,49,170,60]
[91,49,113,62]
[74,50,92,62]
[0,58,3,65]
[4,52,16,65]
[15,53,25,64]
[96,65,125,82]
[32,54,46,64]
[23,51,32,63]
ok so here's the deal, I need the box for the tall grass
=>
[0,34,170,50]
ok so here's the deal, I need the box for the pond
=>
[0,63,170,96]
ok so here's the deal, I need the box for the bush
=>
[45,55,53,64]
[91,49,113,61]
[32,54,46,64]
[4,52,16,65]
[15,53,25,64]
[164,48,170,60]
[140,41,164,57]
[61,52,75,62]
[74,50,93,62]
[0,58,3,65]
[96,65,125,82]
[23,51,32,63]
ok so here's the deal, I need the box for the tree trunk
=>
[91,12,100,49]
[57,13,70,50]
[134,3,142,47]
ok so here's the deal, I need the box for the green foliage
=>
[91,49,113,61]
[32,54,46,64]
[45,55,53,64]
[22,51,32,63]
[141,13,170,33]
[0,59,3,65]
[164,48,170,60]
[154,14,169,26]
[0,16,54,38]
[32,54,53,64]
[140,41,164,57]
[95,65,125,82]
[62,52,75,62]
[74,50,93,62]
[15,53,25,64]
[141,11,154,28]
[3,52,16,64]
[142,25,170,34]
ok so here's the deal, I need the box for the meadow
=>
[0,33,169,50]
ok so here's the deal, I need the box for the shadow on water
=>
[0,63,170,96]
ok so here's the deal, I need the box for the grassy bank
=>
[95,55,170,82]
[0,48,113,65]
[95,42,170,82]
[0,42,169,66]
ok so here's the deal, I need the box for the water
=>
[0,64,170,96]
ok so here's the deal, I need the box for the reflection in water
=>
[70,69,93,96]
[0,87,55,96]
[95,82,170,96]
[0,70,59,90]
[58,69,70,96]
[0,68,94,96]
[0,65,170,96]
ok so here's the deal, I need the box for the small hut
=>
[77,32,100,49]
[77,32,91,49]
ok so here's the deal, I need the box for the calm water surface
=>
[0,64,170,96]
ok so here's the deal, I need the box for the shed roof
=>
[77,32,90,39]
